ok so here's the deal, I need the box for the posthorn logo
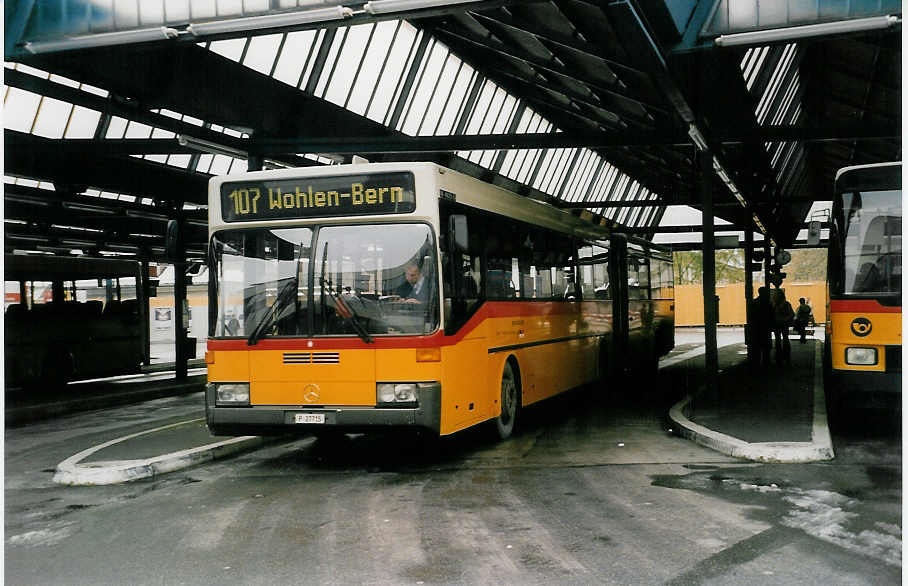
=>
[303,384,321,403]
[850,317,872,337]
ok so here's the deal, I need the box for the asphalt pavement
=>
[31,327,835,486]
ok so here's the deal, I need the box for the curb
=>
[53,418,271,485]
[6,378,206,427]
[667,342,835,463]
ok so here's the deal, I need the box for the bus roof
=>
[209,162,671,257]
[834,161,902,182]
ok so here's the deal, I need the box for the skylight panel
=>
[272,30,320,88]
[192,0,219,20]
[64,106,103,139]
[432,64,473,135]
[243,33,283,75]
[415,51,455,135]
[124,121,154,139]
[32,96,73,139]
[3,87,42,134]
[208,38,247,61]
[400,42,448,135]
[324,24,374,108]
[370,25,420,124]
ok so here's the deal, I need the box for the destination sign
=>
[220,172,415,222]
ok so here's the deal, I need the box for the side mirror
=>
[449,215,468,252]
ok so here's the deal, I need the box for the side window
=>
[578,243,610,299]
[486,221,519,299]
[516,225,536,299]
[651,258,674,299]
[628,254,649,299]
[549,232,575,299]
[440,203,484,334]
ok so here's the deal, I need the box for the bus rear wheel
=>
[495,360,520,440]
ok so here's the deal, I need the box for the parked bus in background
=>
[204,163,673,439]
[4,254,147,387]
[825,162,901,411]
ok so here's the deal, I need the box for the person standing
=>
[794,297,813,343]
[772,289,794,365]
[751,287,774,368]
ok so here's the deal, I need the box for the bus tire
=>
[495,359,520,440]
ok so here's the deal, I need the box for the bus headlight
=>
[377,383,418,406]
[215,383,250,405]
[845,347,877,365]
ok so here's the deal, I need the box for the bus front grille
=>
[283,352,340,364]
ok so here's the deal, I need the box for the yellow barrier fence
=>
[674,282,826,326]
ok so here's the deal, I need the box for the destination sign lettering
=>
[220,172,415,222]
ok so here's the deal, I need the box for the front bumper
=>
[205,383,441,436]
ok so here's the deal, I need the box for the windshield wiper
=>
[321,277,373,344]
[247,278,297,346]
[248,243,306,346]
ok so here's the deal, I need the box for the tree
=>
[673,249,745,285]
[783,248,827,282]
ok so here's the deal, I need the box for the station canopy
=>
[3,0,901,261]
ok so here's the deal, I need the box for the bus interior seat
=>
[103,300,122,315]
[462,274,478,298]
[487,270,506,297]
[5,303,27,319]
[83,300,103,317]
[119,299,139,315]
[854,262,881,292]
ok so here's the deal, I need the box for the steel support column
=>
[141,260,152,367]
[171,217,189,380]
[700,150,718,392]
[744,228,754,363]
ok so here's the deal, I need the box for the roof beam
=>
[431,26,670,117]
[5,130,210,204]
[23,122,894,157]
[4,67,318,169]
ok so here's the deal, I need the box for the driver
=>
[395,263,428,304]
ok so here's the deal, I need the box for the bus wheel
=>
[495,360,520,440]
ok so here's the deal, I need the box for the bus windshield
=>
[211,223,439,339]
[840,189,901,295]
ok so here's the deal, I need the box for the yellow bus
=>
[204,163,673,439]
[825,161,901,410]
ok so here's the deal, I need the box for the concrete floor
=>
[5,347,900,585]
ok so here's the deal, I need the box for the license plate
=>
[294,413,325,424]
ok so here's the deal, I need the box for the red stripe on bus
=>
[207,300,614,352]
[829,299,902,314]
